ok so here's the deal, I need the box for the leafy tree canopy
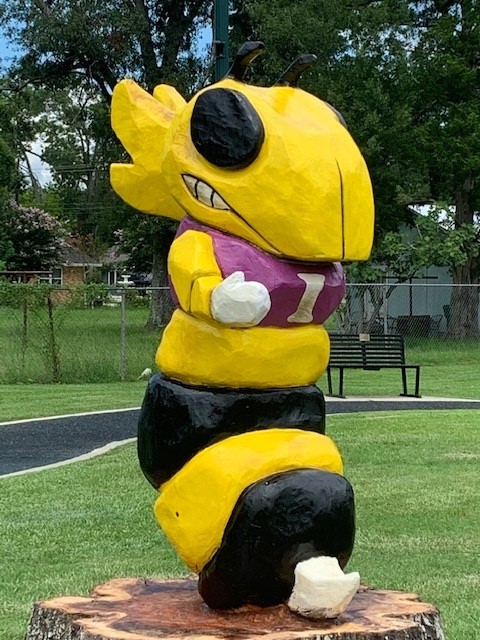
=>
[0,0,211,98]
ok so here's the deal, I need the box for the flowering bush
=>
[0,200,68,270]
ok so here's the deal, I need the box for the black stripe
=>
[137,373,326,487]
[336,159,346,260]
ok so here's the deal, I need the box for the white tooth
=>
[196,180,214,206]
[183,175,197,196]
[212,192,229,210]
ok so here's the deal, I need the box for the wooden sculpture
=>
[111,41,374,617]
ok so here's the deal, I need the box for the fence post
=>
[46,292,61,383]
[383,282,388,333]
[120,289,127,381]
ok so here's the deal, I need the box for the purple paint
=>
[172,217,345,328]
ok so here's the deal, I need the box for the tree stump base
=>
[25,577,445,640]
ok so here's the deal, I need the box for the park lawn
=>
[0,381,146,422]
[1,410,479,640]
[0,305,161,384]
[318,363,480,399]
[1,302,480,391]
[2,360,479,424]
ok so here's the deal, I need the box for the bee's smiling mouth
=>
[181,173,282,256]
[182,175,230,211]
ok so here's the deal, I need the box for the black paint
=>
[137,374,326,488]
[227,41,265,81]
[325,103,347,128]
[275,54,318,87]
[190,89,264,168]
[198,469,355,609]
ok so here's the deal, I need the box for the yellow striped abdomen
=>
[156,309,330,389]
[154,428,343,572]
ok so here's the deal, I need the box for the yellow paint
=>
[153,83,186,114]
[157,309,330,388]
[154,429,344,571]
[110,77,374,262]
[110,79,184,220]
[168,230,222,312]
[190,275,223,319]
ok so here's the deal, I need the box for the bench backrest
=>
[328,333,406,367]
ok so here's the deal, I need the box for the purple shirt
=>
[172,217,345,328]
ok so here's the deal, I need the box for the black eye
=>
[191,89,264,169]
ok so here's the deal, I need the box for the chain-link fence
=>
[0,282,479,384]
[0,284,167,384]
[331,283,480,339]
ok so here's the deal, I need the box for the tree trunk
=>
[145,226,174,330]
[447,181,479,339]
[447,269,479,339]
[25,577,446,640]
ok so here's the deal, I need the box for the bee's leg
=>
[198,468,355,610]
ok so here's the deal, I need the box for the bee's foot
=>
[288,556,360,619]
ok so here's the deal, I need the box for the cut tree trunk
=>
[25,577,445,640]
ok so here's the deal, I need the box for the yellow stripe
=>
[157,309,330,388]
[154,429,343,572]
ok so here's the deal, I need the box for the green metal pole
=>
[213,0,229,81]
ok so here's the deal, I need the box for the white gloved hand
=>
[211,271,271,326]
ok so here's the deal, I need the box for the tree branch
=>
[132,0,161,88]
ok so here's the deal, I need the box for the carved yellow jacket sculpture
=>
[111,42,374,616]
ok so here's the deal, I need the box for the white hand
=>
[211,271,271,326]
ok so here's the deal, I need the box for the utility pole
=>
[213,0,229,81]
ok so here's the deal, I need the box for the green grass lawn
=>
[0,305,161,384]
[1,410,479,639]
[2,359,479,424]
[1,303,480,395]
[319,363,480,399]
[0,381,146,422]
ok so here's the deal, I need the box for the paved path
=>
[1,398,479,478]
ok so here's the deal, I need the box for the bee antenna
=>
[227,41,265,81]
[275,54,317,87]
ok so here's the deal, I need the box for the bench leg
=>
[338,368,345,398]
[401,367,408,395]
[414,366,421,398]
[327,367,333,395]
[399,367,422,398]
[326,368,346,398]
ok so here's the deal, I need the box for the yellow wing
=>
[110,79,186,220]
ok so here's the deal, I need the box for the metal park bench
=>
[326,333,421,398]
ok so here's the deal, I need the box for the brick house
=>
[38,247,102,286]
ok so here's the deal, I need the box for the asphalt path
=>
[1,399,480,477]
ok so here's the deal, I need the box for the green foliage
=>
[0,1,211,96]
[123,288,150,308]
[0,282,55,308]
[414,206,479,271]
[0,203,14,267]
[349,205,480,285]
[0,0,212,332]
[116,216,177,276]
[0,135,16,191]
[67,283,110,309]
[234,0,479,282]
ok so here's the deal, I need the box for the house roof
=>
[101,246,129,266]
[60,247,102,268]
